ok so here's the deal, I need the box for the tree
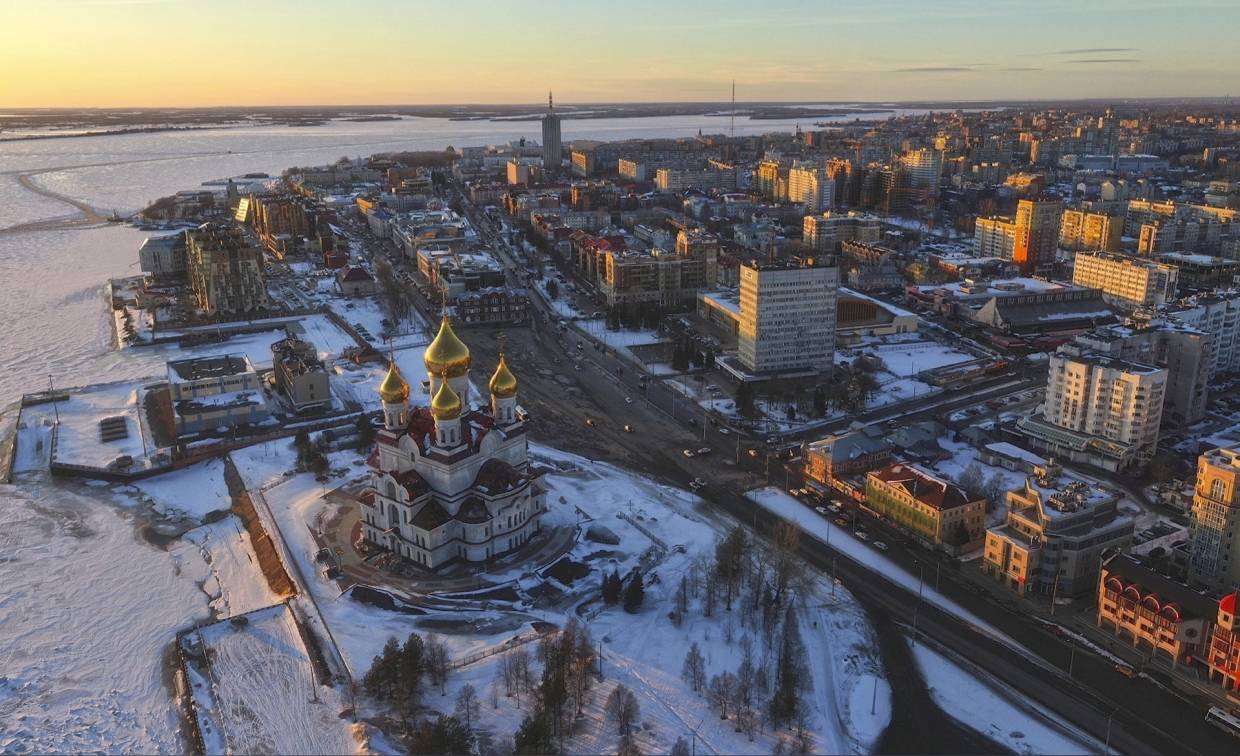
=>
[602,569,623,605]
[355,413,376,451]
[957,463,985,497]
[772,522,803,605]
[708,672,737,719]
[785,405,796,422]
[623,572,645,613]
[736,382,756,419]
[513,708,553,755]
[408,714,472,755]
[395,633,428,724]
[671,736,691,756]
[546,279,559,299]
[812,386,827,418]
[982,472,1009,510]
[454,683,480,732]
[425,633,450,695]
[682,642,707,693]
[769,608,807,728]
[715,526,748,611]
[362,636,402,700]
[605,684,641,737]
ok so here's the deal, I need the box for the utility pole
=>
[911,563,925,648]
[1050,572,1060,616]
[1104,710,1115,756]
[1068,638,1076,678]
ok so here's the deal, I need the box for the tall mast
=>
[730,80,735,140]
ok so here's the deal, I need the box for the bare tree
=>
[708,671,737,720]
[455,683,480,732]
[606,684,641,737]
[682,642,707,694]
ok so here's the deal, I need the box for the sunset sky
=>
[2,0,1237,108]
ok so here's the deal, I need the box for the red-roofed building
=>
[865,462,986,554]
[1097,552,1213,669]
[1207,592,1240,692]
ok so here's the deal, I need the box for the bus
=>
[1205,706,1240,738]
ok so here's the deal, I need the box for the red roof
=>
[1222,592,1238,615]
[869,463,980,511]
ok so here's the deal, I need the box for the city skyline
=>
[3,0,1239,108]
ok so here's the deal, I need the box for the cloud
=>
[1053,47,1137,54]
[890,66,975,73]
[1064,58,1141,64]
[1001,67,1042,71]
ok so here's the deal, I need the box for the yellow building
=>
[865,462,986,554]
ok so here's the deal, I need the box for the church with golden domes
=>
[359,314,545,570]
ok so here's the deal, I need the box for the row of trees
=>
[375,258,413,327]
[292,428,329,474]
[512,619,598,754]
[600,568,645,613]
[362,632,460,752]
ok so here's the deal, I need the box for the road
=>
[425,186,1237,753]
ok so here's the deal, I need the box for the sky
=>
[1,0,1238,108]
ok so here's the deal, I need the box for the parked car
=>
[682,449,695,458]
[814,506,829,516]
[697,447,712,456]
[873,541,889,552]
[623,424,634,433]
[719,427,731,435]
[747,448,760,458]
[585,418,596,427]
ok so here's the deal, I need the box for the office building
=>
[1071,252,1178,309]
[1188,446,1240,590]
[737,259,838,374]
[983,463,1132,597]
[186,222,269,317]
[1017,344,1166,472]
[541,92,562,172]
[166,354,270,436]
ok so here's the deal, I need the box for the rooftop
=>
[167,354,255,383]
[869,462,980,511]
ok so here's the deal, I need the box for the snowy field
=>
[0,478,212,753]
[182,604,357,755]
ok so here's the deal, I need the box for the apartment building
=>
[186,222,269,317]
[788,166,834,213]
[900,148,944,190]
[983,463,1132,597]
[973,216,1018,259]
[1014,197,1064,273]
[803,211,881,253]
[599,229,719,310]
[1126,200,1238,258]
[1187,446,1240,590]
[737,259,838,374]
[1071,251,1179,309]
[1166,292,1240,379]
[655,160,738,192]
[1060,209,1122,252]
[1017,344,1166,472]
[865,462,986,554]
[271,336,331,413]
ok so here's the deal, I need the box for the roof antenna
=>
[731,80,736,141]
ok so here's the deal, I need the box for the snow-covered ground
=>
[913,641,1099,755]
[0,478,212,753]
[181,604,357,755]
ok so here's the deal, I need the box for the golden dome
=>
[430,377,462,420]
[424,315,471,379]
[378,360,409,403]
[488,354,518,398]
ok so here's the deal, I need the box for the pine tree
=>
[623,572,645,613]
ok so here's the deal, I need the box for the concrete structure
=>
[865,462,986,555]
[1060,209,1122,252]
[1071,252,1178,310]
[360,317,545,570]
[186,223,269,317]
[737,259,838,374]
[1188,446,1240,591]
[271,336,330,413]
[1017,344,1166,472]
[983,463,1132,597]
[541,92,562,172]
[1097,552,1213,668]
[166,354,270,436]
[973,216,1017,260]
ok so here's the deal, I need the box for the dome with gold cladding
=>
[424,315,471,378]
[378,360,409,403]
[430,377,463,420]
[488,354,518,398]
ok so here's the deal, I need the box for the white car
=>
[814,506,829,516]
[872,541,889,551]
[718,428,731,435]
[682,449,696,458]
[624,397,633,404]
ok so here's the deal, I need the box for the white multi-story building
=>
[787,166,834,213]
[1071,251,1179,309]
[1017,344,1166,472]
[359,316,545,570]
[737,259,838,374]
[1166,293,1240,379]
[973,216,1017,259]
[1060,209,1122,252]
[655,161,738,192]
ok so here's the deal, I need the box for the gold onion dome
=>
[488,354,518,398]
[378,360,409,403]
[430,377,462,420]
[424,315,471,378]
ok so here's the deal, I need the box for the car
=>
[747,448,760,458]
[585,418,596,427]
[624,397,633,404]
[697,447,712,456]
[828,504,841,514]
[854,531,870,541]
[834,517,849,527]
[623,424,634,433]
[682,449,696,458]
[718,427,731,435]
[1115,663,1137,678]
[872,541,889,552]
[814,506,829,516]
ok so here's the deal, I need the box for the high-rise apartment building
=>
[1013,197,1063,273]
[654,161,738,192]
[541,92,562,172]
[186,222,269,317]
[1070,252,1179,309]
[788,167,834,213]
[1060,209,1122,252]
[901,148,944,190]
[1017,344,1166,471]
[803,211,881,253]
[1188,446,1240,590]
[973,216,1017,259]
[737,259,838,374]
